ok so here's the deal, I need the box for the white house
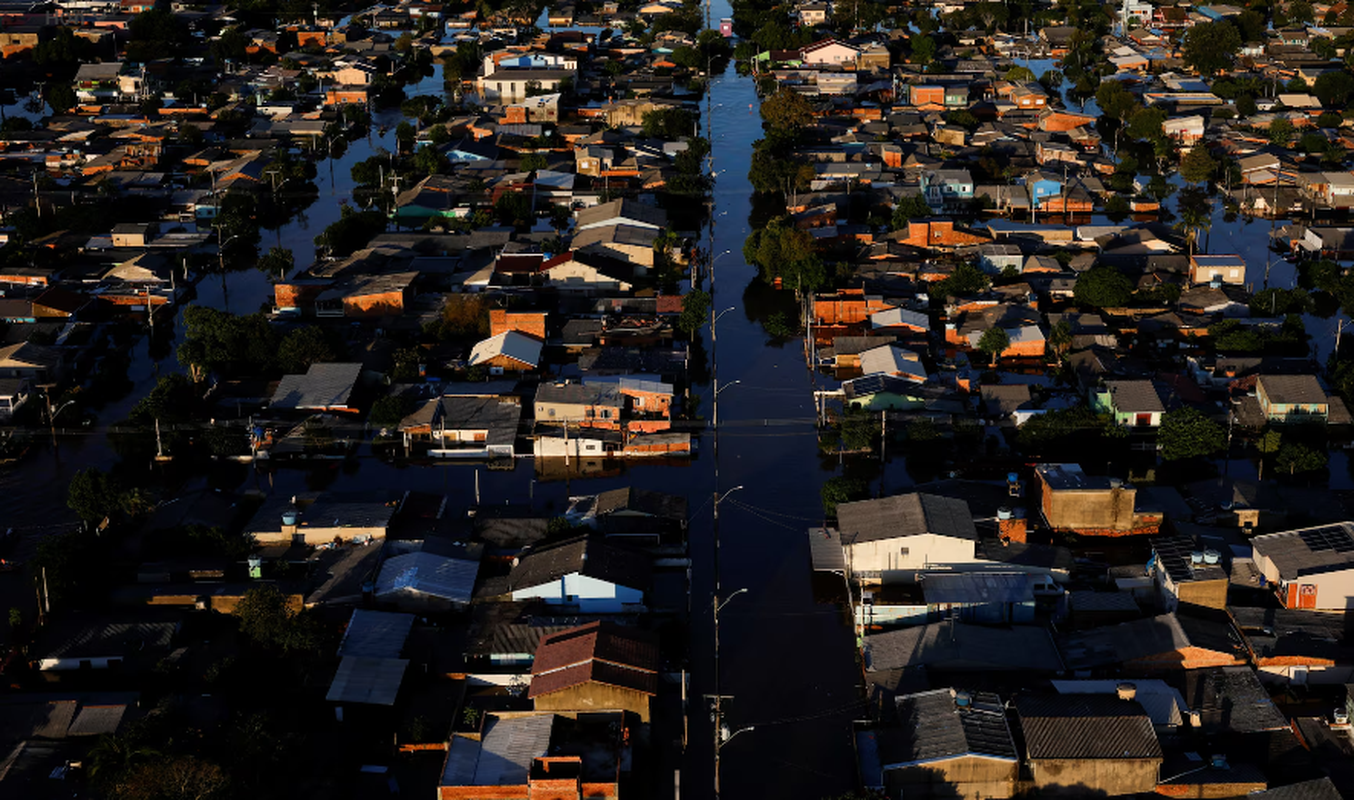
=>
[507,535,650,612]
[1252,523,1354,611]
[800,38,860,67]
[836,493,980,583]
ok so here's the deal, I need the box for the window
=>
[899,547,910,557]
[548,408,556,417]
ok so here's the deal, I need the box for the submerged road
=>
[682,10,861,796]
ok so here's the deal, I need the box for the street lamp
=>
[711,582,748,798]
[41,387,77,450]
[217,232,245,312]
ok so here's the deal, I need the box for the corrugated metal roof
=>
[375,552,479,607]
[838,493,977,545]
[469,331,542,369]
[808,528,847,573]
[920,572,1036,605]
[473,714,556,786]
[1051,680,1185,728]
[889,689,1017,766]
[1016,694,1162,760]
[337,609,416,659]
[325,656,408,706]
[66,705,127,737]
[270,362,363,410]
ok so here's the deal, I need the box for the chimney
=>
[1116,682,1136,701]
[998,516,1027,544]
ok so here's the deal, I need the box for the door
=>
[1298,584,1318,609]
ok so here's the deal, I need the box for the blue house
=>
[1026,171,1063,209]
[921,169,974,211]
[507,534,650,613]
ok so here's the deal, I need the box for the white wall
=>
[511,571,644,612]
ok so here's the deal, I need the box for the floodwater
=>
[5,19,1353,800]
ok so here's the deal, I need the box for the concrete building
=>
[1015,694,1163,796]
[1033,464,1163,537]
[1189,254,1247,285]
[507,535,650,613]
[867,689,1018,799]
[1149,536,1230,611]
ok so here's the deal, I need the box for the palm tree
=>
[1175,196,1213,257]
[88,732,160,788]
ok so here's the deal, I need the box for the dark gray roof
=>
[1258,374,1327,405]
[270,362,362,410]
[375,552,479,607]
[34,614,179,662]
[888,689,1017,766]
[1246,778,1343,800]
[337,609,415,659]
[1180,666,1289,733]
[1252,523,1354,578]
[325,655,408,706]
[809,528,847,573]
[1103,379,1165,413]
[508,535,651,593]
[1230,606,1354,664]
[1015,694,1162,760]
[838,493,977,545]
[865,622,1063,672]
[444,713,556,787]
[1058,612,1245,670]
[399,395,522,446]
[592,487,687,521]
[919,572,1036,605]
[575,198,666,230]
[1151,535,1228,584]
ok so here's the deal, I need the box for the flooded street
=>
[8,19,1353,800]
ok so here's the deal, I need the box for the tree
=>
[1074,266,1134,308]
[257,246,293,280]
[493,191,533,228]
[1314,70,1354,107]
[911,36,936,66]
[1180,145,1217,185]
[519,152,548,172]
[1048,320,1072,360]
[1181,20,1242,76]
[760,88,813,133]
[276,326,335,374]
[1039,70,1064,94]
[314,205,387,257]
[977,327,1010,363]
[821,475,867,517]
[370,395,415,427]
[1256,428,1282,481]
[178,307,279,381]
[1275,441,1327,476]
[1269,118,1296,146]
[890,194,932,229]
[47,83,76,114]
[67,467,148,523]
[743,217,824,296]
[1175,186,1213,257]
[128,374,195,426]
[677,288,711,339]
[1158,407,1225,461]
[933,262,990,299]
[235,584,321,654]
[1096,80,1140,123]
[1005,66,1036,82]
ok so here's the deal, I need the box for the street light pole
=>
[710,490,743,800]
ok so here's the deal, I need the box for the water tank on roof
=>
[1116,682,1137,701]
[1007,472,1019,484]
[1203,550,1220,565]
[281,511,298,526]
[1190,551,1204,564]
[1109,477,1123,489]
[997,507,1012,520]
